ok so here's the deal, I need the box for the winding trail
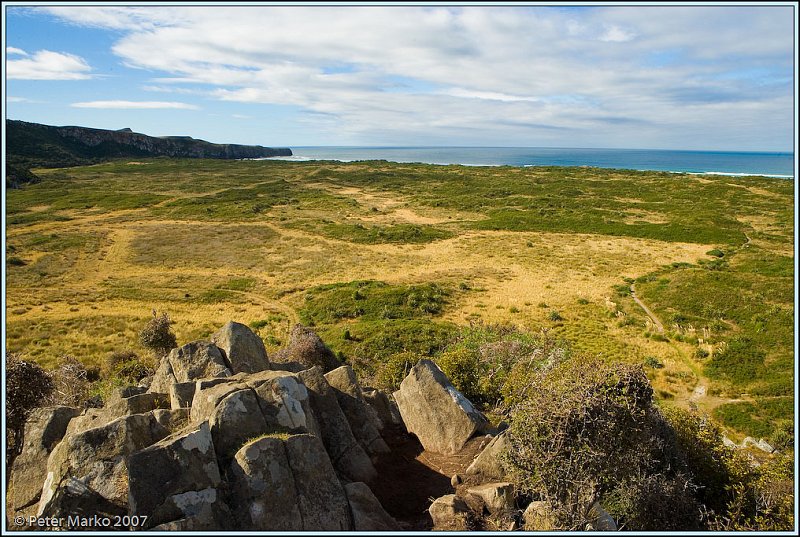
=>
[629,282,664,333]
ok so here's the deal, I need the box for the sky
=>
[3,3,796,151]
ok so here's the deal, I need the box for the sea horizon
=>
[260,146,795,178]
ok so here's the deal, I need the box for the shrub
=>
[707,249,725,258]
[643,356,663,369]
[506,358,666,530]
[374,351,420,391]
[49,355,92,408]
[102,350,153,384]
[548,310,564,322]
[5,352,54,463]
[139,310,177,357]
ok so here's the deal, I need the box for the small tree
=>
[139,310,177,358]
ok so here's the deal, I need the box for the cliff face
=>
[5,120,292,186]
[51,123,292,159]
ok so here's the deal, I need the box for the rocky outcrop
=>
[128,422,226,529]
[298,367,377,483]
[325,366,390,457]
[394,359,489,454]
[11,323,490,532]
[273,324,342,372]
[149,341,231,394]
[7,407,81,520]
[362,387,404,430]
[37,413,170,517]
[211,321,270,374]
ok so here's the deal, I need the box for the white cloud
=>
[71,100,199,110]
[7,96,43,103]
[600,25,635,43]
[39,5,795,149]
[7,49,92,80]
[6,46,28,56]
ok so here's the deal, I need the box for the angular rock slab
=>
[127,422,223,529]
[37,413,169,517]
[211,321,270,374]
[465,431,509,480]
[362,387,404,430]
[325,366,390,456]
[285,434,353,531]
[228,436,303,530]
[149,341,231,394]
[7,406,80,518]
[466,482,515,513]
[394,359,489,454]
[298,367,377,483]
[344,482,400,531]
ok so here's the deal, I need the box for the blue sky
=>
[3,3,796,151]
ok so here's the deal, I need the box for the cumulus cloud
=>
[6,46,28,56]
[71,100,199,110]
[7,49,92,80]
[39,5,794,148]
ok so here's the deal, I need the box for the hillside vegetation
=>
[5,158,794,442]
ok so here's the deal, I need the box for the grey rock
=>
[228,436,303,530]
[7,407,80,518]
[466,482,515,513]
[298,367,377,483]
[152,408,190,433]
[150,341,231,394]
[211,321,270,374]
[105,392,170,417]
[127,422,222,529]
[207,387,270,461]
[170,381,196,409]
[523,501,555,531]
[394,359,489,454]
[362,387,404,430]
[344,481,400,531]
[285,434,353,531]
[587,502,617,531]
[429,494,470,530]
[37,413,169,517]
[465,431,509,480]
[325,366,390,456]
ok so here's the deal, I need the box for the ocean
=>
[268,147,794,178]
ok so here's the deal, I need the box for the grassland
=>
[5,158,794,439]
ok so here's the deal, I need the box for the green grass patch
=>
[299,280,451,325]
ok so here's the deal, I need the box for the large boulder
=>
[228,436,303,530]
[149,341,231,394]
[273,324,341,372]
[245,370,319,435]
[7,406,80,520]
[298,367,377,483]
[37,413,169,517]
[128,422,226,529]
[344,482,400,531]
[523,501,556,531]
[325,366,390,456]
[211,321,270,374]
[465,431,509,480]
[105,391,170,417]
[206,387,270,461]
[393,359,489,454]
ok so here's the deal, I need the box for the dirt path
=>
[629,283,664,333]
